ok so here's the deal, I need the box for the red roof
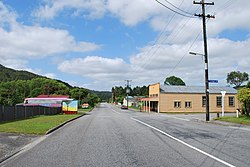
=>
[37,95,69,98]
[82,103,89,106]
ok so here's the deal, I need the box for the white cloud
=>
[0,26,100,59]
[58,37,250,90]
[0,2,100,69]
[208,0,250,35]
[106,0,162,26]
[44,73,57,79]
[33,0,106,20]
[58,56,130,80]
[33,0,250,36]
[0,58,28,70]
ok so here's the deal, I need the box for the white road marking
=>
[131,117,236,167]
[161,115,190,121]
[111,108,120,114]
[106,105,120,114]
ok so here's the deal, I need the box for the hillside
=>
[91,90,112,102]
[0,64,72,88]
[0,64,111,102]
[0,64,42,82]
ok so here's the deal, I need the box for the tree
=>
[227,71,249,88]
[246,81,250,88]
[82,93,100,107]
[70,87,88,105]
[237,87,250,117]
[164,76,185,86]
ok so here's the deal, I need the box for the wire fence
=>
[0,105,62,122]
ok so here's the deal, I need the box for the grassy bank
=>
[214,115,250,125]
[0,114,80,135]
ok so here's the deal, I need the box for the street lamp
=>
[189,51,210,121]
[189,52,203,56]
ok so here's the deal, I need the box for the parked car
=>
[121,105,128,109]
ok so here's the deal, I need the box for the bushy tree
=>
[237,87,250,117]
[111,85,149,103]
[70,87,89,106]
[164,76,185,86]
[227,71,249,88]
[82,93,100,107]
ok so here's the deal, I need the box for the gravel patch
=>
[0,132,39,162]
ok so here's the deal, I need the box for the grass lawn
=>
[214,115,250,125]
[0,114,80,135]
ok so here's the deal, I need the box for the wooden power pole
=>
[193,0,214,121]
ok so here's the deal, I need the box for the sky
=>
[0,0,249,91]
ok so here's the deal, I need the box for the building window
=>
[174,101,181,108]
[217,96,222,107]
[202,96,206,107]
[185,101,192,108]
[229,96,235,107]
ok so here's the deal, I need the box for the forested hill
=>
[0,64,109,105]
[0,64,41,82]
[90,90,112,102]
[0,64,72,88]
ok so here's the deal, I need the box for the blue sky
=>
[0,0,249,91]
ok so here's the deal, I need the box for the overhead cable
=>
[155,0,196,18]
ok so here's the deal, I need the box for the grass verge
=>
[0,114,80,135]
[214,115,250,125]
[78,107,93,114]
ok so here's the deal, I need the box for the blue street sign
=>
[208,80,218,83]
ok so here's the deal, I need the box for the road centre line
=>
[131,117,235,167]
[111,108,120,114]
[161,115,190,121]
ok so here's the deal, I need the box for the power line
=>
[164,0,194,16]
[132,0,197,74]
[160,30,202,83]
[155,0,196,18]
[157,0,236,79]
[131,2,180,74]
[132,0,233,87]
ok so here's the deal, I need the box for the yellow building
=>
[141,83,239,113]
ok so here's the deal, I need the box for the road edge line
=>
[131,117,235,167]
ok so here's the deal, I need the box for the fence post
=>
[24,106,27,119]
[1,106,3,122]
[14,105,16,120]
[3,106,5,121]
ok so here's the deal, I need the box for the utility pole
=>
[125,80,132,108]
[193,0,214,121]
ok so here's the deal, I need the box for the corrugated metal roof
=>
[160,85,237,94]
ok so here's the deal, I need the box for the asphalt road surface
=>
[1,103,250,167]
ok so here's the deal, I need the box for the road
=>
[1,103,250,167]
